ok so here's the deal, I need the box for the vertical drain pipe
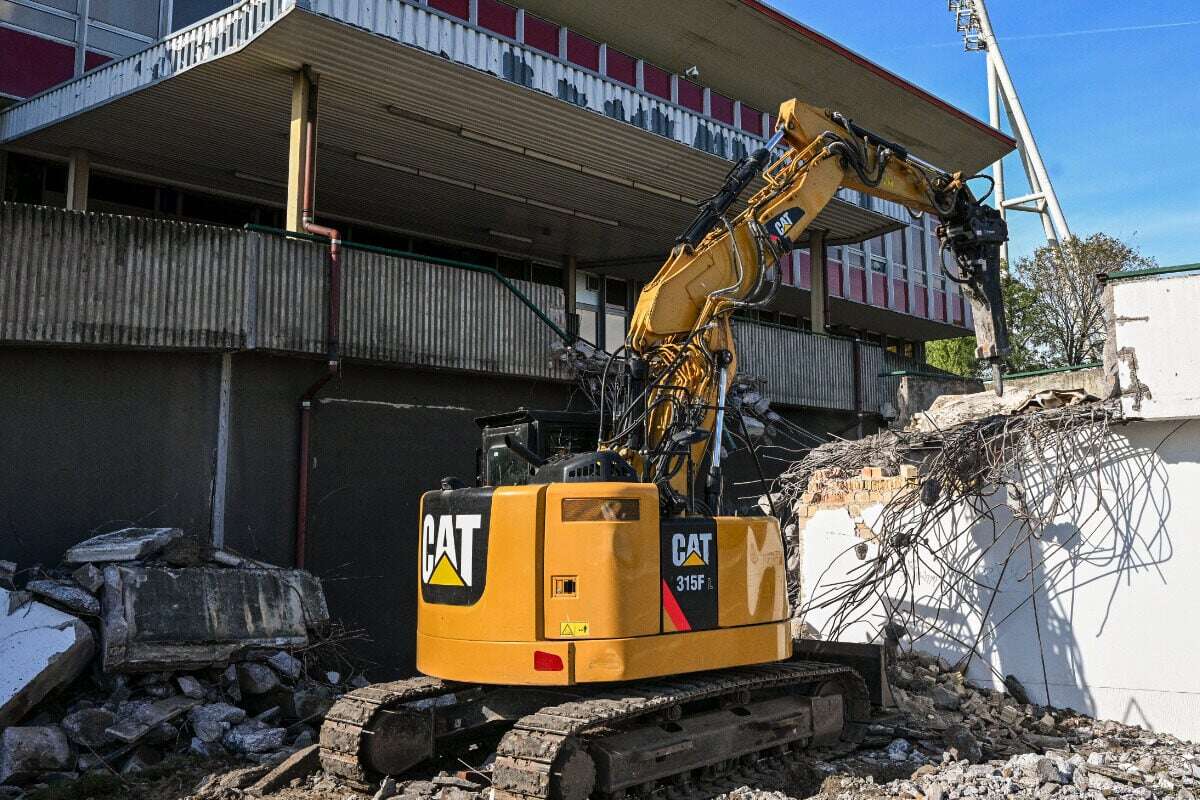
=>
[295,69,341,569]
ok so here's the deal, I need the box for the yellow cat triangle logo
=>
[681,550,707,567]
[428,553,465,586]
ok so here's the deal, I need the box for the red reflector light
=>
[533,650,564,671]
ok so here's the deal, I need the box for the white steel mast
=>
[950,0,1071,261]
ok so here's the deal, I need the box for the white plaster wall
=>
[798,419,1200,740]
[1113,273,1200,419]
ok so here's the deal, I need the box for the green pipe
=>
[244,224,574,344]
[983,361,1101,381]
[877,369,970,380]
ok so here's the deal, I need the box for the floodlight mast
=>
[949,0,1071,261]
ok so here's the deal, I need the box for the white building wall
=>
[798,418,1200,740]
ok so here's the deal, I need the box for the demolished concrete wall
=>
[1108,272,1200,419]
[795,418,1200,740]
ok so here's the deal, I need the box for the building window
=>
[566,31,599,71]
[173,0,229,30]
[477,0,517,38]
[522,12,559,54]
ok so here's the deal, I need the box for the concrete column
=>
[210,353,233,547]
[809,230,828,333]
[66,149,90,211]
[286,69,315,233]
[562,255,579,338]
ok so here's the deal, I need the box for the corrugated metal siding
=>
[733,320,863,412]
[0,203,248,349]
[0,204,569,380]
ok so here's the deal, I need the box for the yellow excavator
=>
[319,98,1010,798]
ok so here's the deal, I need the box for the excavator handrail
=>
[243,223,574,345]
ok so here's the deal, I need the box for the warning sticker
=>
[558,621,590,637]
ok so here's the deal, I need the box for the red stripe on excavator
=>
[661,579,692,632]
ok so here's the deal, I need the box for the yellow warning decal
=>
[428,554,466,586]
[559,621,590,637]
[681,550,707,567]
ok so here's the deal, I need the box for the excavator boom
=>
[609,99,1010,501]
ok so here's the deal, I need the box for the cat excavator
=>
[318,98,1010,799]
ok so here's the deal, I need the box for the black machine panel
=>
[660,517,719,632]
[419,487,494,606]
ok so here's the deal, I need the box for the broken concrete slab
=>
[0,727,72,785]
[65,527,187,564]
[247,743,320,795]
[104,695,198,744]
[0,588,95,727]
[26,579,100,616]
[100,565,328,672]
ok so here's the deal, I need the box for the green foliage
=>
[925,336,979,377]
[928,233,1153,375]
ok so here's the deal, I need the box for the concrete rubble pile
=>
[724,651,1198,800]
[0,527,349,796]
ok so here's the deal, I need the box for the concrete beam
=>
[66,149,89,211]
[286,70,315,233]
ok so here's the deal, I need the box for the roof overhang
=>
[518,0,1015,175]
[0,1,909,272]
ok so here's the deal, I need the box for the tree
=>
[1016,233,1154,367]
[927,233,1154,375]
[926,269,1046,377]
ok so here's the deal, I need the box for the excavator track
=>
[320,662,868,798]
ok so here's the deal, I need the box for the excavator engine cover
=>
[416,481,791,685]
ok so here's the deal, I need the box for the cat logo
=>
[763,208,805,248]
[671,531,712,568]
[422,513,482,587]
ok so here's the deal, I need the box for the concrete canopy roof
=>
[519,0,1015,175]
[0,1,906,277]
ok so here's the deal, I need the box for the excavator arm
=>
[605,98,1010,504]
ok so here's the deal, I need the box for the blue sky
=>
[773,1,1200,267]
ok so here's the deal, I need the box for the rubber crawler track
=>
[491,662,868,800]
[319,662,869,796]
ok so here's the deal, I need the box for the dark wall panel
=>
[0,347,220,567]
[226,353,573,677]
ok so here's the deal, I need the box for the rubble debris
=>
[70,564,104,593]
[105,695,198,744]
[245,742,321,795]
[0,561,17,590]
[0,588,94,727]
[267,650,303,681]
[0,727,72,785]
[60,707,117,750]
[190,703,248,743]
[25,579,100,616]
[237,663,281,695]
[100,564,329,671]
[222,722,286,755]
[64,527,186,564]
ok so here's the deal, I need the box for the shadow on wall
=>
[811,419,1189,724]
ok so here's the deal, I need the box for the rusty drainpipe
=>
[295,70,341,570]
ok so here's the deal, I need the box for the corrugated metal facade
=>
[2,203,940,411]
[0,203,569,380]
[0,203,248,349]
